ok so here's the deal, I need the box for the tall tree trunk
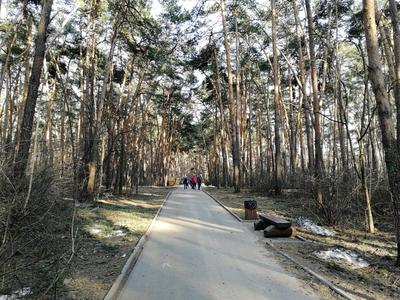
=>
[288,68,296,175]
[211,39,229,187]
[78,0,100,202]
[60,95,66,176]
[14,0,53,177]
[256,108,264,178]
[379,22,396,84]
[210,44,221,187]
[388,0,400,152]
[271,0,282,195]
[78,5,120,201]
[363,0,400,265]
[116,66,129,194]
[135,102,148,194]
[220,0,240,192]
[336,53,348,173]
[235,14,243,187]
[359,43,376,233]
[104,128,114,189]
[292,0,313,172]
[14,16,33,159]
[248,88,254,186]
[305,0,324,205]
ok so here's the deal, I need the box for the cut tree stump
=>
[244,200,258,220]
[263,225,297,238]
[244,200,257,209]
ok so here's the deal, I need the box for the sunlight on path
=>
[118,188,317,300]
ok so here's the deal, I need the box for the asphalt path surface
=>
[118,188,317,300]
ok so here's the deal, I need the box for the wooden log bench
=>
[253,213,296,237]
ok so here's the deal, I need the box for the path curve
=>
[117,188,317,300]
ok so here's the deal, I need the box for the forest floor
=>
[60,186,171,299]
[205,186,400,300]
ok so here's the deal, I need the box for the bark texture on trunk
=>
[305,0,324,205]
[388,0,400,152]
[363,0,400,265]
[271,0,282,195]
[14,0,53,177]
[220,0,240,192]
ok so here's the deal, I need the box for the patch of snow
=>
[296,217,337,236]
[15,288,31,297]
[90,227,102,235]
[0,287,31,299]
[314,248,369,269]
[141,193,159,196]
[106,230,127,238]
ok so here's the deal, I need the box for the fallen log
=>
[254,219,268,230]
[263,225,297,238]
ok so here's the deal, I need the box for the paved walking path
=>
[118,188,317,300]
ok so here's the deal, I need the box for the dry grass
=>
[0,165,73,298]
[205,186,400,300]
[61,186,171,300]
[206,187,303,220]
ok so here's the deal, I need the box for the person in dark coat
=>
[183,176,188,189]
[197,175,202,190]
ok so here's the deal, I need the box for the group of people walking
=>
[182,175,202,190]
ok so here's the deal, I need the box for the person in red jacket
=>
[191,175,197,189]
